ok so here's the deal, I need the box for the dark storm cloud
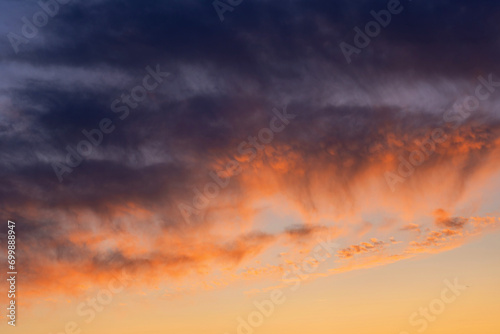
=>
[3,0,499,74]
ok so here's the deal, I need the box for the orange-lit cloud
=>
[2,109,500,303]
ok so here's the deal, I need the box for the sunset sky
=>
[0,0,499,333]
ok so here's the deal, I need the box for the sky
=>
[0,0,499,333]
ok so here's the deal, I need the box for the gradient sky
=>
[0,0,499,333]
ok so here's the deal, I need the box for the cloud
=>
[1,0,500,301]
[433,209,467,230]
[337,238,387,259]
[401,223,421,233]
